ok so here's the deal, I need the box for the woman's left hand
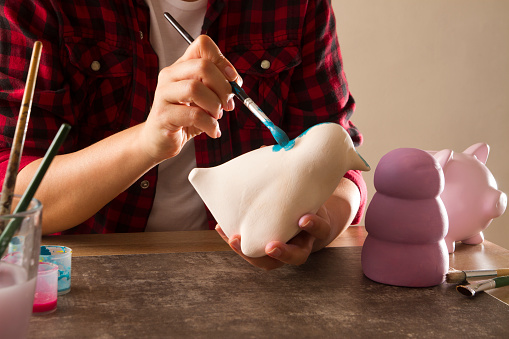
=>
[215,205,333,271]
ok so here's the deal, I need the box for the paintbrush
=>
[0,41,43,231]
[446,268,509,284]
[0,123,71,257]
[456,275,509,297]
[162,12,290,148]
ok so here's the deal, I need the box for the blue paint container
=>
[39,245,72,295]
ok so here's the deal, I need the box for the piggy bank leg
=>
[444,236,456,253]
[461,232,484,245]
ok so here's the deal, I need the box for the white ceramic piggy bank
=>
[430,143,507,253]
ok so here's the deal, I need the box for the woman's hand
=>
[216,206,334,271]
[215,178,361,270]
[141,35,241,164]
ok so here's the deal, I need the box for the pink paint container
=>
[33,262,58,314]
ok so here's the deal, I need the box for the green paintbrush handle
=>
[0,123,71,256]
[494,275,509,288]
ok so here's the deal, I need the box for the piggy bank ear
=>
[433,149,453,169]
[464,143,489,164]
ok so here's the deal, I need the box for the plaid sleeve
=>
[344,169,367,225]
[287,0,360,141]
[0,0,73,182]
[288,0,366,222]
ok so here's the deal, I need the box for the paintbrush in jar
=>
[0,123,71,256]
[0,41,43,231]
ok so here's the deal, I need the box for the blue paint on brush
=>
[263,120,291,149]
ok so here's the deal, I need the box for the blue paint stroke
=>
[355,149,371,170]
[272,122,332,152]
[272,139,295,152]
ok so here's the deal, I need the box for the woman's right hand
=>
[141,35,242,164]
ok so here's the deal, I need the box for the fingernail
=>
[227,97,235,111]
[230,238,241,252]
[212,120,221,138]
[225,66,237,81]
[299,218,312,229]
[268,247,281,258]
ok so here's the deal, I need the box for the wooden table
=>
[28,226,509,338]
[38,225,368,256]
[37,226,509,304]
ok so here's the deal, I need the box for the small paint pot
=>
[39,245,72,295]
[33,262,58,314]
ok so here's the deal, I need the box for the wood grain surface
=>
[41,226,509,304]
[28,247,509,338]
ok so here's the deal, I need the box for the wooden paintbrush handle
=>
[0,41,42,221]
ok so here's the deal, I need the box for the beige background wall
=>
[332,0,509,249]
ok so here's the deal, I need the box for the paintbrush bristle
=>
[456,284,475,297]
[446,270,467,283]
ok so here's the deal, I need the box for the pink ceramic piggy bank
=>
[430,143,507,253]
[362,148,449,287]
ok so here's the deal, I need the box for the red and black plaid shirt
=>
[0,0,366,234]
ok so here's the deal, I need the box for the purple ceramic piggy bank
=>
[361,148,449,287]
[429,143,507,253]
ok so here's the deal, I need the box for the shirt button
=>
[260,59,271,70]
[139,31,144,40]
[140,180,150,189]
[90,61,101,71]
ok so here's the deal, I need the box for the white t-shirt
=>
[144,0,209,232]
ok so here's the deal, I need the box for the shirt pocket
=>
[63,37,133,128]
[226,41,301,130]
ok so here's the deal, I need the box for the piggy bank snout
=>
[484,189,507,218]
[492,190,507,217]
